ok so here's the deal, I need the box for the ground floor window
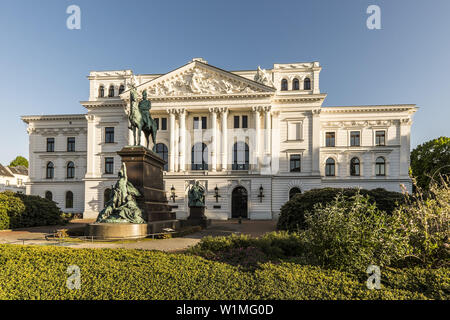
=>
[66,191,73,209]
[289,187,301,200]
[45,191,52,201]
[325,158,336,176]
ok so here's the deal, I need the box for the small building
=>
[0,164,28,193]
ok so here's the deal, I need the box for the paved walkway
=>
[0,219,277,252]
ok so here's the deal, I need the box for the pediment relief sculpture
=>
[145,67,266,96]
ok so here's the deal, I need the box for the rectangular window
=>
[67,137,75,152]
[155,118,159,130]
[375,131,386,146]
[105,127,115,143]
[105,157,114,174]
[242,116,248,129]
[201,116,207,129]
[325,132,335,147]
[161,118,167,130]
[350,131,360,146]
[193,117,199,130]
[234,116,240,128]
[290,154,301,172]
[47,138,55,152]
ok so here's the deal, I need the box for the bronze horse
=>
[128,88,157,151]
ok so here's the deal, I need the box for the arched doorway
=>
[231,186,248,218]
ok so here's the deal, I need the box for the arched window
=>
[232,142,249,170]
[350,157,360,176]
[118,84,125,94]
[281,79,288,91]
[155,143,169,171]
[375,157,386,176]
[325,158,335,176]
[98,85,105,98]
[191,143,208,170]
[292,78,300,90]
[108,85,115,97]
[46,162,54,179]
[289,187,301,200]
[45,191,52,201]
[67,161,75,179]
[104,188,112,208]
[65,191,73,209]
[304,78,311,90]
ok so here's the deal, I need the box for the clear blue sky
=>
[0,0,449,165]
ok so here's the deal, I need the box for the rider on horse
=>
[138,90,153,129]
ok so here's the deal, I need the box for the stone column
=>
[399,118,411,178]
[85,114,96,178]
[174,115,179,172]
[178,109,186,172]
[263,106,271,167]
[271,110,280,173]
[168,110,176,172]
[209,107,217,172]
[220,107,228,171]
[311,108,321,175]
[252,106,261,170]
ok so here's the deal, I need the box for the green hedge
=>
[277,188,405,231]
[0,191,64,229]
[0,207,9,230]
[1,244,447,300]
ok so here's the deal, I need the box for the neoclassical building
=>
[22,58,417,220]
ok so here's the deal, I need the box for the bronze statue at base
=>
[96,163,145,224]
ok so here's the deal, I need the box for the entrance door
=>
[231,186,248,218]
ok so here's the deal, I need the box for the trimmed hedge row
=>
[0,244,447,300]
[277,188,405,231]
[0,191,64,229]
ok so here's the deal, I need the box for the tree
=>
[410,137,450,190]
[9,156,28,168]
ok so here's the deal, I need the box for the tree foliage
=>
[410,136,450,190]
[9,156,28,168]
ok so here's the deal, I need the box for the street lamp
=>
[170,185,177,203]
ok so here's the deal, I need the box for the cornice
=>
[321,104,417,114]
[21,114,86,123]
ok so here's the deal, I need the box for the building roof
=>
[8,165,28,176]
[0,164,14,178]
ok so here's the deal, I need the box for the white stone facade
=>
[22,59,417,220]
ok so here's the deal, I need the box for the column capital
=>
[262,105,272,113]
[208,107,221,113]
[252,106,262,113]
[167,108,178,114]
[218,107,228,114]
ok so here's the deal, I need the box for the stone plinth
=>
[186,206,210,228]
[118,146,175,222]
[86,223,147,240]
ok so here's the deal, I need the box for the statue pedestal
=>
[185,206,210,228]
[86,223,147,240]
[117,146,175,222]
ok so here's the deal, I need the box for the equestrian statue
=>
[128,86,158,151]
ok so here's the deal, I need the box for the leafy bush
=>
[300,193,411,273]
[277,187,405,231]
[0,207,9,230]
[0,244,447,300]
[0,191,64,228]
[395,176,450,267]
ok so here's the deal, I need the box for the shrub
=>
[395,176,450,267]
[0,207,9,230]
[300,192,411,273]
[278,187,405,231]
[0,244,446,300]
[0,191,64,228]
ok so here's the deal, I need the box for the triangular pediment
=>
[122,61,275,99]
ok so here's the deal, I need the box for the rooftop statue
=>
[188,181,206,207]
[96,163,145,224]
[254,66,274,87]
[128,86,158,151]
